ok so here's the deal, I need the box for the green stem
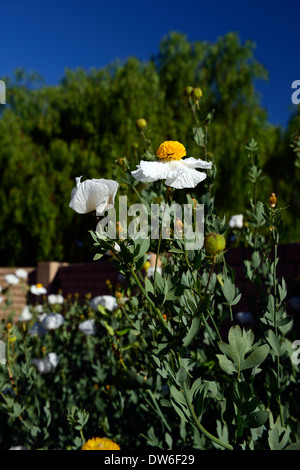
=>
[272,241,284,426]
[129,266,170,333]
[182,381,233,450]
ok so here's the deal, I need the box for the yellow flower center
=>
[156,141,186,161]
[81,437,120,450]
[36,283,43,288]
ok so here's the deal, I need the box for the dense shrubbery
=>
[1,31,300,266]
[0,89,299,451]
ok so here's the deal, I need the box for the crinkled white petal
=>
[181,157,213,170]
[15,269,28,280]
[5,274,19,285]
[131,158,212,189]
[166,166,208,189]
[32,353,59,374]
[229,214,244,229]
[69,176,119,216]
[79,319,96,336]
[48,294,64,305]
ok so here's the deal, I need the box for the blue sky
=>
[1,0,299,127]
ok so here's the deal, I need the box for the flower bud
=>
[269,193,277,208]
[136,118,147,130]
[142,260,151,271]
[204,233,226,256]
[191,87,203,101]
[184,86,193,98]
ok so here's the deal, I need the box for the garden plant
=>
[0,85,300,451]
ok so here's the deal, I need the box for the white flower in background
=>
[90,295,118,312]
[41,313,64,330]
[4,274,19,285]
[32,352,59,374]
[79,319,96,336]
[147,266,162,278]
[34,304,44,313]
[131,141,212,189]
[29,322,47,337]
[48,293,64,305]
[69,176,119,216]
[229,214,244,229]
[30,283,47,295]
[18,305,33,322]
[0,297,3,304]
[9,446,28,450]
[15,269,28,280]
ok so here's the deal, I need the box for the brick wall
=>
[226,243,300,319]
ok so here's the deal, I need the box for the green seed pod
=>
[204,233,226,256]
[184,86,193,98]
[191,87,203,101]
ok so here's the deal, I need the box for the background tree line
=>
[0,32,299,266]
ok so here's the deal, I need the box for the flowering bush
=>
[0,89,300,451]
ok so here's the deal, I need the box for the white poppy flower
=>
[18,305,33,322]
[48,293,64,305]
[229,214,244,229]
[15,269,28,280]
[131,141,212,189]
[5,274,19,285]
[29,322,47,337]
[41,313,64,330]
[90,295,118,312]
[147,266,162,278]
[30,284,47,295]
[32,352,59,374]
[69,176,119,216]
[79,319,96,336]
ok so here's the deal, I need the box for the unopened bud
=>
[191,87,203,101]
[142,260,151,271]
[174,217,184,233]
[204,233,226,257]
[136,118,147,130]
[269,193,277,207]
[116,222,124,237]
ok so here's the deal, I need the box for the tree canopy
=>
[0,32,299,266]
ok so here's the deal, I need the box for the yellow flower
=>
[156,141,186,161]
[81,437,120,450]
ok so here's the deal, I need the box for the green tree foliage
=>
[0,32,294,266]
